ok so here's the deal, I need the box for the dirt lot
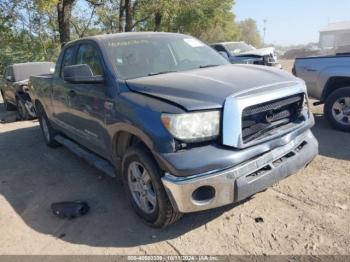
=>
[0,61,349,255]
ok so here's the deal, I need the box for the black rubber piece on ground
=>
[255,217,264,223]
[51,201,90,219]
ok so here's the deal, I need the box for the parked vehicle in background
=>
[211,41,281,68]
[293,54,350,132]
[1,62,55,120]
[30,32,318,227]
[282,47,320,60]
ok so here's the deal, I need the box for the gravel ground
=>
[0,62,349,255]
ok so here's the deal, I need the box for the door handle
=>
[306,68,317,72]
[68,90,76,97]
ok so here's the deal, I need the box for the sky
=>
[234,0,350,46]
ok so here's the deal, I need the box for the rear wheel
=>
[37,105,60,147]
[122,145,182,227]
[324,87,350,132]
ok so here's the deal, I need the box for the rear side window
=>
[213,45,226,52]
[76,44,103,76]
[61,46,75,77]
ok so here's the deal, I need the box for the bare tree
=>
[56,0,75,46]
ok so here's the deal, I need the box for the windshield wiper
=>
[199,64,220,68]
[148,70,177,76]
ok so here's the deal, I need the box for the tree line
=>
[0,0,262,72]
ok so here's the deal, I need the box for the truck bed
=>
[29,74,54,102]
[293,55,350,100]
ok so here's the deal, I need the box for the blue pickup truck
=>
[30,32,318,227]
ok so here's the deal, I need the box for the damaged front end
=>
[16,82,37,119]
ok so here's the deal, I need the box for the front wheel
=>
[16,97,31,120]
[324,87,350,132]
[122,145,182,227]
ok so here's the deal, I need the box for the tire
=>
[122,145,182,228]
[16,97,31,120]
[37,105,61,147]
[324,87,350,132]
[1,91,16,111]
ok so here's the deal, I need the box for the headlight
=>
[303,94,310,111]
[161,111,220,142]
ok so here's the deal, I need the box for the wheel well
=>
[323,77,350,101]
[34,100,44,114]
[114,131,149,160]
[113,131,160,173]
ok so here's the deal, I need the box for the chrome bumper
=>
[162,130,318,213]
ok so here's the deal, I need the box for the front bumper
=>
[18,92,36,118]
[162,129,318,213]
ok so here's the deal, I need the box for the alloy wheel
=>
[332,97,350,126]
[127,161,157,214]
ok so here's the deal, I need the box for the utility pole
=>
[263,19,267,44]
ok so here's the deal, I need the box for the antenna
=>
[263,19,267,44]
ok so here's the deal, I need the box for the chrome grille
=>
[241,94,304,143]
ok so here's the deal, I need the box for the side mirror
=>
[6,75,14,82]
[63,64,104,83]
[218,51,229,60]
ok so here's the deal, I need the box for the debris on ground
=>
[51,201,90,219]
[255,217,264,223]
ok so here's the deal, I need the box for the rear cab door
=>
[51,44,78,128]
[62,41,110,157]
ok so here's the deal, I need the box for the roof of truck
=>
[66,32,187,45]
[320,21,350,32]
[210,41,244,46]
[10,62,54,68]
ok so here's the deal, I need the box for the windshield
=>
[225,42,255,55]
[104,35,228,80]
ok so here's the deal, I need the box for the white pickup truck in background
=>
[293,54,350,132]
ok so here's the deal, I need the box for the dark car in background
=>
[211,41,281,68]
[1,62,55,119]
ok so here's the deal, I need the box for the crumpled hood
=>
[13,79,29,92]
[238,47,275,57]
[14,79,29,86]
[125,64,299,111]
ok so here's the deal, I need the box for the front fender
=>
[105,91,185,164]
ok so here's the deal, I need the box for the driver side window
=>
[76,44,103,76]
[60,46,75,77]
